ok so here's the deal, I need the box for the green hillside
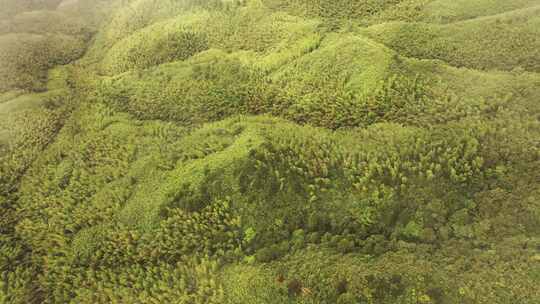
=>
[1,0,539,303]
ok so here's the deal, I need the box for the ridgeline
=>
[1,0,539,303]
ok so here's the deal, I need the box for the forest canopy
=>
[0,0,539,303]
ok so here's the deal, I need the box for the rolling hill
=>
[1,0,539,303]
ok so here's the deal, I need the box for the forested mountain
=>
[1,0,539,303]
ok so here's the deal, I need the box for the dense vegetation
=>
[1,0,539,303]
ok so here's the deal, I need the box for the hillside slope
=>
[1,1,539,303]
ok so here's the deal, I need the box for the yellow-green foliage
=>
[263,0,405,21]
[94,0,229,51]
[0,33,85,92]
[0,86,72,191]
[7,106,539,301]
[194,6,320,53]
[97,34,433,129]
[361,6,540,71]
[266,33,397,127]
[101,5,320,74]
[2,0,540,303]
[101,12,211,74]
[0,2,94,93]
[222,265,288,303]
[358,0,540,25]
[420,0,540,23]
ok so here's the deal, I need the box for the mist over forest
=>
[1,0,539,303]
